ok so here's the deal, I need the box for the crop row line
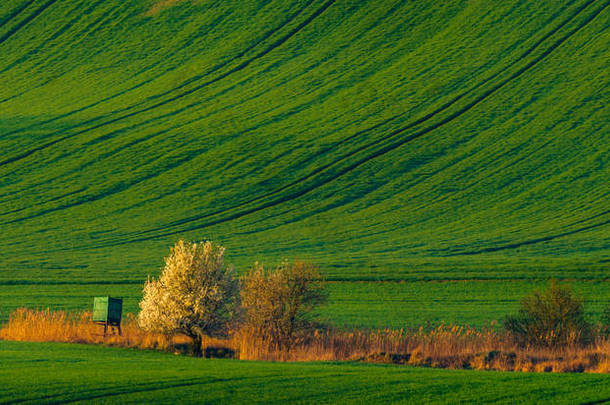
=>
[0,0,58,46]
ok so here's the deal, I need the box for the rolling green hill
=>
[0,0,608,323]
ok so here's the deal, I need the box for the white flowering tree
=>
[138,240,238,356]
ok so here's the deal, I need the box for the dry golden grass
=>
[0,308,174,351]
[2,308,609,373]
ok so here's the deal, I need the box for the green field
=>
[0,2,609,400]
[1,341,610,404]
[0,0,608,327]
[0,0,608,281]
[2,280,610,329]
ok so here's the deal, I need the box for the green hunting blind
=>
[93,296,122,335]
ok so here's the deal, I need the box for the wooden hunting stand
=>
[92,296,123,336]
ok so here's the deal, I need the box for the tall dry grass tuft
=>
[0,308,172,351]
[2,308,610,373]
[201,322,610,373]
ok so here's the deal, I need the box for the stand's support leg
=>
[104,322,107,337]
[118,324,122,336]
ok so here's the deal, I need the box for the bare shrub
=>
[504,280,593,348]
[240,261,327,351]
[138,240,238,356]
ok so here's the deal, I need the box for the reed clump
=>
[0,308,173,351]
[2,308,610,373]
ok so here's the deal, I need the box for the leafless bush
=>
[504,280,593,348]
[240,261,327,351]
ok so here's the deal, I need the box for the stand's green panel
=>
[92,297,122,324]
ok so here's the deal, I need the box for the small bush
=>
[240,260,327,350]
[504,280,593,348]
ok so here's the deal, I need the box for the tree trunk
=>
[191,334,203,357]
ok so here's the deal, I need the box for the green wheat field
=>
[0,0,609,402]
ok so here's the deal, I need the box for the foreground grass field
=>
[1,341,610,404]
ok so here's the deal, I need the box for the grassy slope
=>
[0,0,608,323]
[1,341,610,404]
